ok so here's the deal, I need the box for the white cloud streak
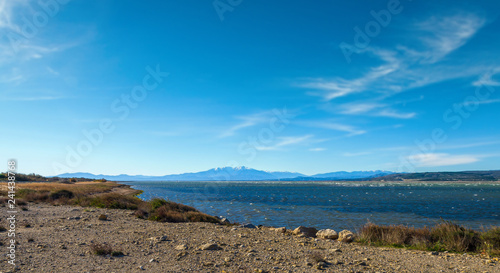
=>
[255,135,313,151]
[407,153,479,167]
[299,13,487,106]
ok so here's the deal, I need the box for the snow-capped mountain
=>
[56,167,393,181]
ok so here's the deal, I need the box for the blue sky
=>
[1,0,500,176]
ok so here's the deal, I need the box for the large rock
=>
[241,223,257,229]
[337,230,355,243]
[292,226,318,238]
[316,229,338,240]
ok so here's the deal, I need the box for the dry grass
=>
[0,181,220,225]
[358,223,431,247]
[6,181,118,195]
[430,222,480,252]
[358,221,500,256]
[148,201,220,223]
[74,193,142,210]
[481,227,500,256]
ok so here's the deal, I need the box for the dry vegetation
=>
[0,181,220,225]
[357,222,500,256]
[1,180,498,258]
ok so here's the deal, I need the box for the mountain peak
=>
[56,168,394,181]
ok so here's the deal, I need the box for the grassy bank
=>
[357,222,500,257]
[0,181,220,224]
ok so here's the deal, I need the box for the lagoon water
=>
[122,181,500,231]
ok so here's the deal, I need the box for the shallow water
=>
[121,181,500,231]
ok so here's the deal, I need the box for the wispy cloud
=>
[473,68,500,86]
[307,121,366,136]
[256,135,313,151]
[300,49,399,100]
[463,99,500,106]
[309,147,326,152]
[415,13,485,63]
[337,102,416,119]
[374,109,416,119]
[407,153,479,167]
[298,13,487,102]
[220,108,293,138]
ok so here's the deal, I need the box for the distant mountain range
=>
[372,170,500,181]
[56,167,394,181]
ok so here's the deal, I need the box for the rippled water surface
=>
[121,181,500,231]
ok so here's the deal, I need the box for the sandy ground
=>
[0,203,498,273]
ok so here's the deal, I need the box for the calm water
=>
[121,181,500,231]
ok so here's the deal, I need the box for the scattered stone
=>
[200,243,222,250]
[330,259,341,265]
[430,251,439,256]
[293,226,318,238]
[329,248,342,253]
[176,251,188,258]
[242,223,257,229]
[219,217,230,224]
[316,229,338,240]
[337,230,355,243]
[272,227,286,233]
[175,244,188,250]
[98,214,107,221]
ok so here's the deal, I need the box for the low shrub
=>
[23,191,50,203]
[134,202,152,219]
[481,227,500,256]
[360,223,432,247]
[149,206,186,222]
[90,243,112,256]
[184,211,220,223]
[111,251,124,257]
[82,193,141,210]
[150,198,168,210]
[49,189,74,200]
[430,221,480,252]
[357,221,497,255]
[17,188,36,198]
[309,251,325,263]
[148,203,220,224]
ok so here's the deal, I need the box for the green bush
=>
[17,189,36,198]
[150,198,168,210]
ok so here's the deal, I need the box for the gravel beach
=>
[1,203,498,272]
